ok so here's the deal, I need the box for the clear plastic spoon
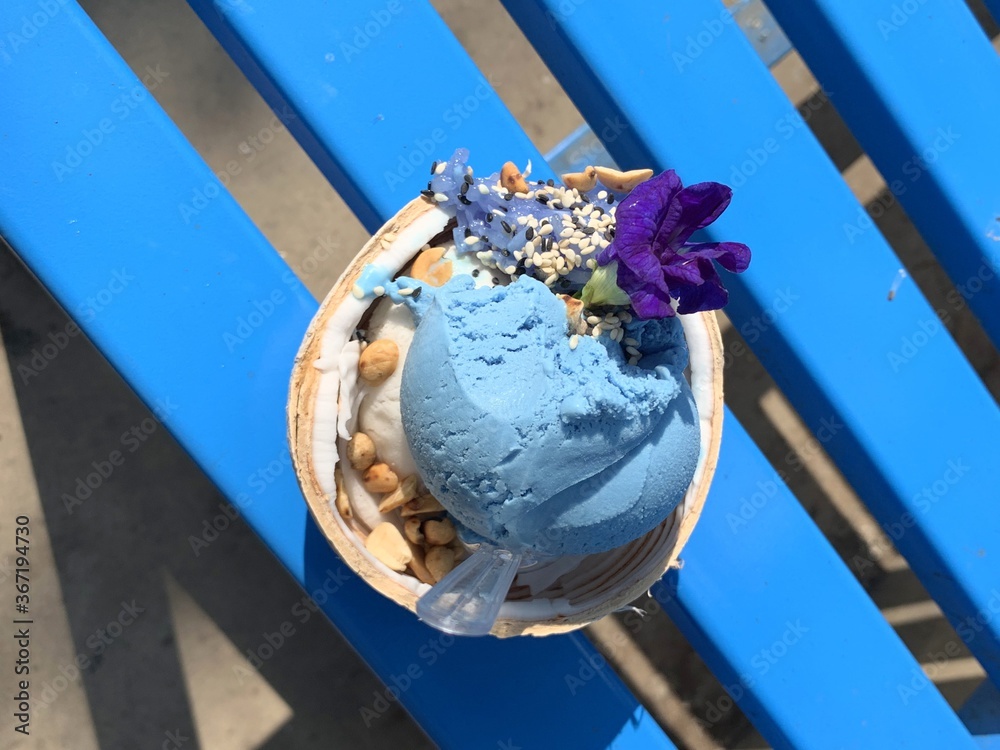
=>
[416,545,523,636]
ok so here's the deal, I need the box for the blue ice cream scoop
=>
[399,274,699,558]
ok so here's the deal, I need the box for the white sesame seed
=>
[605,313,620,323]
[598,190,608,200]
[539,224,554,236]
[624,337,639,347]
[435,162,447,174]
[559,228,574,238]
[626,345,640,356]
[505,265,517,274]
[612,328,625,342]
[628,356,639,366]
[544,274,558,287]
[517,216,528,225]
[593,322,603,334]
[579,238,592,249]
[569,334,579,350]
[586,315,601,325]
[477,184,490,195]
[524,256,534,268]
[399,287,414,296]
[619,311,633,323]
[373,285,385,296]
[581,246,596,256]
[434,192,448,202]
[464,236,481,246]
[586,259,597,270]
[352,284,365,299]
[513,251,523,261]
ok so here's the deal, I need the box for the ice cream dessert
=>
[290,148,748,635]
[399,275,700,557]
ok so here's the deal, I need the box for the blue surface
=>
[0,3,671,749]
[764,0,1000,347]
[962,680,1000,742]
[656,416,978,749]
[503,0,1000,689]
[162,0,977,746]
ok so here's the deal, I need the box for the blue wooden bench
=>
[2,1,999,747]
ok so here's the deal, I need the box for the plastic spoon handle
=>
[416,547,522,636]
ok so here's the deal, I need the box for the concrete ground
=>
[1,1,998,748]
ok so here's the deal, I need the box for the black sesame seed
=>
[460,181,469,196]
[536,179,545,185]
[607,194,615,204]
[536,194,549,204]
[608,226,616,239]
[546,179,555,187]
[525,227,534,240]
[492,277,499,285]
[420,189,435,198]
[502,249,510,257]
[580,193,591,203]
[464,227,473,237]
[504,192,513,201]
[411,286,422,299]
[486,213,494,223]
[463,173,474,185]
[582,226,596,235]
[472,269,480,277]
[501,220,512,234]
[458,194,472,205]
[430,161,438,175]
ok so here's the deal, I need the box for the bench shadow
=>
[0,243,430,749]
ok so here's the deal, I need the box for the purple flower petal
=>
[595,169,750,317]
[683,241,752,273]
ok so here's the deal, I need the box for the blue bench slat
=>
[764,0,1000,348]
[503,0,1000,688]
[185,0,549,232]
[0,4,672,749]
[183,0,985,745]
[654,416,978,749]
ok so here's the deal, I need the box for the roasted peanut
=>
[594,166,653,193]
[501,161,529,194]
[362,463,399,494]
[334,465,352,519]
[426,546,456,582]
[365,522,412,572]
[410,246,453,287]
[561,166,597,192]
[379,475,420,513]
[346,432,377,471]
[400,494,445,517]
[404,517,425,545]
[358,339,399,386]
[423,518,456,546]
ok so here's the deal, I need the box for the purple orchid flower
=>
[596,170,751,319]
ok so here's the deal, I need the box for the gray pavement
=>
[1,1,997,748]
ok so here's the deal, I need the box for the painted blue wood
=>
[962,680,1000,744]
[185,0,547,232]
[503,0,1000,689]
[989,1,1000,27]
[653,416,978,749]
[763,0,1000,348]
[179,0,983,746]
[0,3,672,748]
